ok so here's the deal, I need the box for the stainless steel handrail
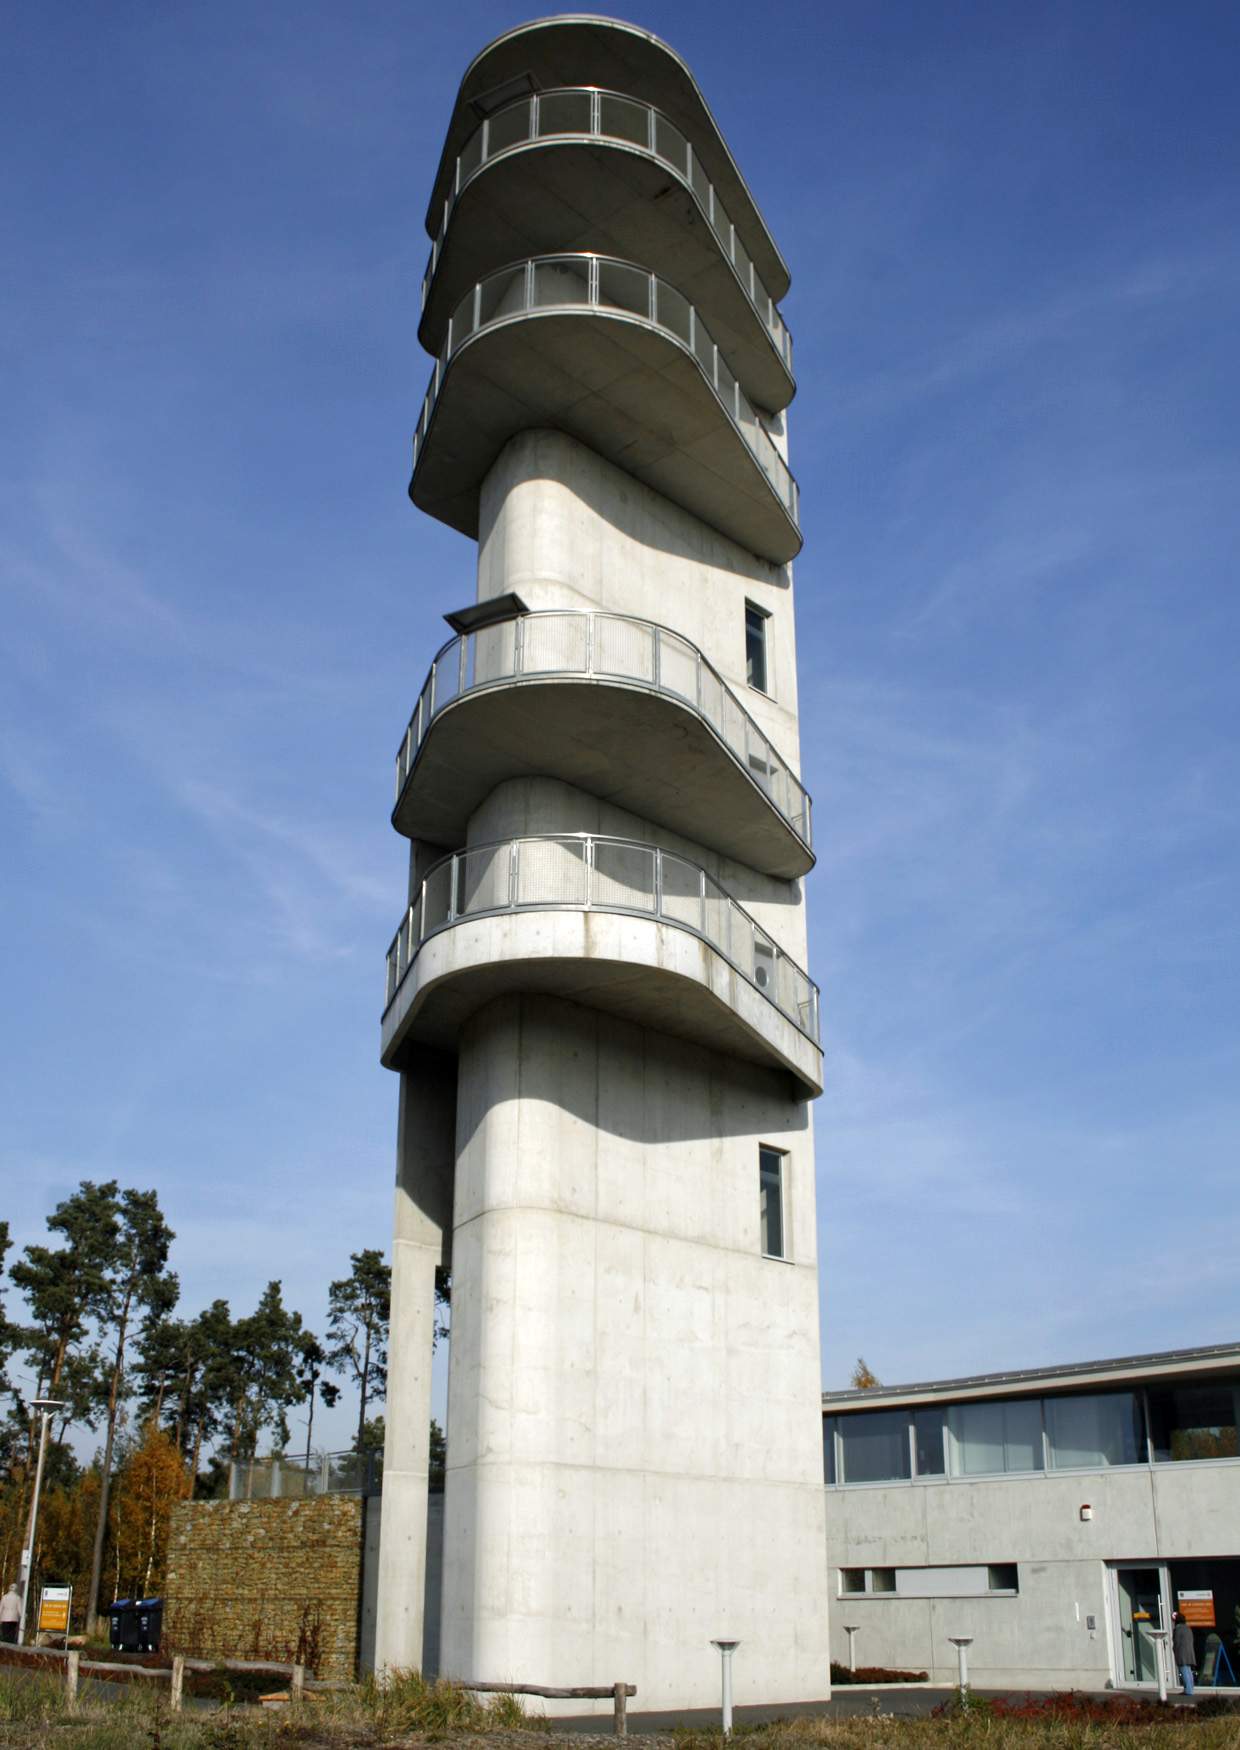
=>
[422,84,792,374]
[411,252,799,527]
[383,832,821,1044]
[393,609,812,854]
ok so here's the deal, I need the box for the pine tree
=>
[325,1251,391,1456]
[85,1188,178,1621]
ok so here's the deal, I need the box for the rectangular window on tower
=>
[759,1146,785,1258]
[745,602,769,693]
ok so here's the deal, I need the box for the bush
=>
[830,1662,928,1684]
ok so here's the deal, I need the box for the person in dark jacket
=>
[1173,1612,1197,1695]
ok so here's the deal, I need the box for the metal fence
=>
[412,252,799,527]
[385,832,820,1043]
[423,84,793,374]
[394,610,812,854]
[227,1449,383,1501]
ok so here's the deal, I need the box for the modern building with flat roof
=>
[822,1342,1240,1693]
[374,18,830,1712]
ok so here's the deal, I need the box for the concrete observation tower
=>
[374,17,831,1711]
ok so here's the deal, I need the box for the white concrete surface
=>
[824,1459,1240,1689]
[441,993,830,1710]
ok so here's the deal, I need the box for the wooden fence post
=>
[170,1654,185,1712]
[65,1651,79,1712]
[612,1679,627,1736]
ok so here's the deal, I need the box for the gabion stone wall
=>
[164,1495,364,1681]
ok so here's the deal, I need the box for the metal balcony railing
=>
[227,1449,383,1501]
[394,610,812,854]
[422,85,793,376]
[411,254,799,529]
[384,833,821,1044]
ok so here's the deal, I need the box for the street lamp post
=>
[18,1397,67,1647]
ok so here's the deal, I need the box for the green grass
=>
[2,1670,1238,1749]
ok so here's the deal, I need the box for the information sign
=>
[38,1585,71,1636]
[1178,1589,1216,1628]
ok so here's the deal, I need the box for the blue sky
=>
[3,0,1238,1452]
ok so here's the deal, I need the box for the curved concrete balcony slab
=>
[427,17,789,303]
[393,612,813,879]
[381,835,822,1094]
[410,254,801,565]
[420,87,793,411]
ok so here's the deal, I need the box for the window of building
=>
[759,1146,785,1259]
[837,1410,911,1484]
[1147,1384,1239,1463]
[823,1416,837,1485]
[1046,1391,1145,1469]
[949,1398,1044,1475]
[914,1406,947,1476]
[839,1565,1018,1597]
[745,602,769,693]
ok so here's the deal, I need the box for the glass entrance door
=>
[1115,1566,1169,1685]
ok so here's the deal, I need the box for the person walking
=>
[1173,1611,1197,1696]
[0,1582,20,1645]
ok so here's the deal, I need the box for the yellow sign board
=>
[1178,1590,1216,1628]
[38,1585,71,1635]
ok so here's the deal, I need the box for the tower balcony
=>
[393,610,813,880]
[419,85,793,413]
[426,18,790,304]
[410,254,801,564]
[381,833,822,1094]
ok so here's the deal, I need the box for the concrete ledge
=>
[421,138,793,413]
[411,307,801,565]
[425,17,790,300]
[394,678,813,879]
[381,909,823,1094]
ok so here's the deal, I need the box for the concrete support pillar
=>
[373,1053,455,1676]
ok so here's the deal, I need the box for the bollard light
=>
[710,1640,740,1736]
[947,1635,974,1701]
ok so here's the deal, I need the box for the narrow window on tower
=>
[745,602,770,694]
[759,1145,786,1258]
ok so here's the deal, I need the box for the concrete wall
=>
[441,990,829,1710]
[824,1459,1240,1688]
[164,1496,364,1681]
[476,430,802,777]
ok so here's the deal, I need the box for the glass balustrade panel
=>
[486,98,532,155]
[532,257,591,307]
[653,111,688,176]
[597,259,652,320]
[434,650,461,711]
[599,92,649,146]
[658,633,698,703]
[595,615,655,682]
[592,839,656,910]
[456,844,510,916]
[654,280,693,349]
[478,264,527,326]
[537,89,593,135]
[515,836,588,907]
[660,853,704,930]
[422,861,453,933]
[472,617,517,685]
[520,613,588,674]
